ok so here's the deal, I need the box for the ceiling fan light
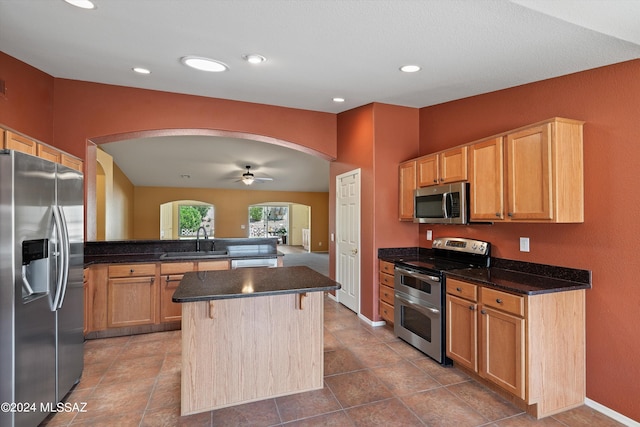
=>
[242,176,255,185]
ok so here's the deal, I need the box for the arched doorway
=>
[86,128,330,246]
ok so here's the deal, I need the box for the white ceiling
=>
[2,0,639,191]
[100,135,330,192]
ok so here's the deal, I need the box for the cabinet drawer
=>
[481,287,524,317]
[108,263,156,278]
[380,300,394,324]
[197,260,229,271]
[379,284,394,305]
[160,262,194,275]
[379,271,394,288]
[379,260,395,275]
[447,278,478,301]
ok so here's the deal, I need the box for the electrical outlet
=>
[520,237,530,252]
[426,230,433,241]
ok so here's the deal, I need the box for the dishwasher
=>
[231,257,278,268]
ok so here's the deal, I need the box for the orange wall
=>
[419,59,640,421]
[332,103,419,319]
[0,52,54,143]
[52,79,337,160]
[133,187,329,252]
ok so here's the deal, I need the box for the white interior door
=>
[336,169,360,313]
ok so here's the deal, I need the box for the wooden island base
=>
[180,291,324,416]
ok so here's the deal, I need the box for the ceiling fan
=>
[237,165,273,186]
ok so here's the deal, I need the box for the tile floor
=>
[43,295,624,427]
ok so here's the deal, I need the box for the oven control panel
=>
[432,237,489,256]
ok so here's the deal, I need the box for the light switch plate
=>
[520,237,530,252]
[426,230,433,241]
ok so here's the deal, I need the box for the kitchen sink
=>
[160,250,228,260]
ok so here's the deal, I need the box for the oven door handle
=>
[395,294,440,316]
[395,267,440,283]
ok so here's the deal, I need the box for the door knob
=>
[351,248,358,255]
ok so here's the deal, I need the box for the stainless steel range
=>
[394,237,490,364]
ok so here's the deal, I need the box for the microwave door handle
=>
[442,192,451,218]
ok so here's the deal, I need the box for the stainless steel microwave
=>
[414,182,468,224]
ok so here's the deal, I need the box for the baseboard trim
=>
[357,313,386,327]
[585,398,639,426]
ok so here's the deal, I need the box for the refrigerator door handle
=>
[57,206,70,309]
[51,206,69,310]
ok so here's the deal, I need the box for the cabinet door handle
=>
[481,309,487,315]
[508,212,513,217]
[456,287,462,292]
[496,298,503,304]
[130,269,135,273]
[495,213,501,217]
[433,179,438,183]
[469,305,475,311]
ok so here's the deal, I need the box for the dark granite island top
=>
[172,266,340,303]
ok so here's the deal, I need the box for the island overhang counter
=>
[172,266,341,416]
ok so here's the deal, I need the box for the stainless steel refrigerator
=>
[0,149,84,427]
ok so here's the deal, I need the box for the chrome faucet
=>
[196,226,208,252]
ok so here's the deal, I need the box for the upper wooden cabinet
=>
[2,128,84,172]
[37,143,61,164]
[398,159,417,221]
[61,154,84,172]
[469,118,584,223]
[418,146,468,187]
[4,131,37,155]
[469,137,504,220]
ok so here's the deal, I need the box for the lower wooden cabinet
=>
[446,277,585,418]
[83,268,89,335]
[446,293,478,372]
[159,262,194,323]
[378,260,395,324]
[86,259,230,336]
[107,263,157,328]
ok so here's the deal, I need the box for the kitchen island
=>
[172,266,340,416]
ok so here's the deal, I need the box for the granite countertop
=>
[84,251,283,266]
[445,267,590,295]
[84,238,283,266]
[378,247,591,296]
[172,266,341,303]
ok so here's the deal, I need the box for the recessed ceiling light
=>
[181,56,228,72]
[333,97,345,103]
[242,54,266,64]
[63,0,96,9]
[132,67,151,74]
[400,64,421,73]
